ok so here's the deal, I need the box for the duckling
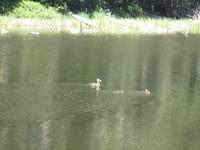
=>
[114,90,124,94]
[90,78,102,91]
[144,89,150,95]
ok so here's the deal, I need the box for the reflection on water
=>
[0,33,200,150]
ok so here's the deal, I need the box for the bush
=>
[8,0,63,19]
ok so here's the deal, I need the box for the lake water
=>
[0,32,200,150]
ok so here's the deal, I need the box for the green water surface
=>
[0,32,200,150]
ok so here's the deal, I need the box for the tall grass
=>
[1,15,200,34]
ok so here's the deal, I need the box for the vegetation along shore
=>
[0,0,200,34]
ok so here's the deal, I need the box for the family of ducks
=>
[90,78,151,95]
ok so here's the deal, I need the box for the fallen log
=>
[69,12,97,28]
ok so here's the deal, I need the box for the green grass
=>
[1,15,200,34]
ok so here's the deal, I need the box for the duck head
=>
[96,78,102,84]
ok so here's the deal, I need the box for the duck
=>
[144,89,151,95]
[90,78,102,91]
[114,90,124,94]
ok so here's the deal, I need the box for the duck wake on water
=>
[89,78,150,95]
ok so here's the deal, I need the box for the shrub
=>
[8,0,63,19]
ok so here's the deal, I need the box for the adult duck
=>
[90,78,102,91]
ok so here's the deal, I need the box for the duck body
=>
[144,89,151,95]
[90,78,102,91]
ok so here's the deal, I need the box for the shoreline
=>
[1,16,200,34]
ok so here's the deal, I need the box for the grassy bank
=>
[1,16,200,34]
[0,1,200,34]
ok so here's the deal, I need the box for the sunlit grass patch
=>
[0,16,75,30]
[1,15,200,34]
[187,20,200,33]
